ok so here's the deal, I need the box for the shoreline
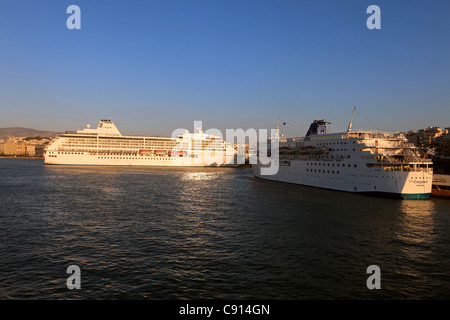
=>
[0,156,43,159]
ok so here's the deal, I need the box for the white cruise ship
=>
[44,120,238,167]
[252,111,433,199]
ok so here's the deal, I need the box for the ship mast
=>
[347,107,356,138]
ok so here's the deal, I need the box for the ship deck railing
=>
[350,131,408,140]
[366,162,432,172]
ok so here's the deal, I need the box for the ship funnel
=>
[305,119,328,137]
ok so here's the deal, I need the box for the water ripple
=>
[1,159,450,299]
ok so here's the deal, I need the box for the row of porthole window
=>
[98,157,172,160]
[317,141,352,145]
[307,162,357,168]
[306,169,340,174]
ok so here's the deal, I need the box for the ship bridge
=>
[75,120,122,137]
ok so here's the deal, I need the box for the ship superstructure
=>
[44,120,237,167]
[252,110,433,199]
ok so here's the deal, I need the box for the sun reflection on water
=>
[394,200,439,277]
[182,172,218,181]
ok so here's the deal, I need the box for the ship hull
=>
[252,160,432,199]
[44,152,238,167]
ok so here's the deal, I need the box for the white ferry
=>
[44,120,238,167]
[252,109,433,199]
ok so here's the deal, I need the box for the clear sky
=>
[0,0,449,137]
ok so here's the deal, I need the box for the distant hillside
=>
[0,127,61,140]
